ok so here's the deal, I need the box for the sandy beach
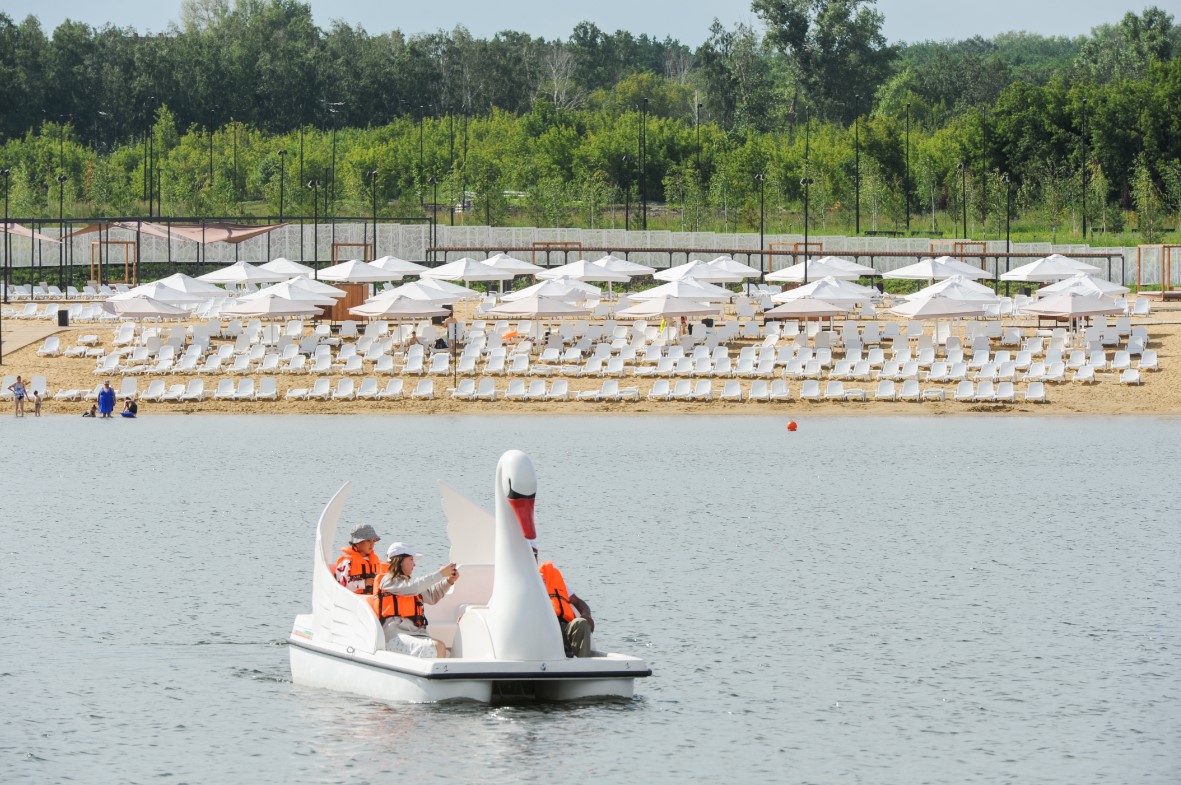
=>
[3,302,1179,416]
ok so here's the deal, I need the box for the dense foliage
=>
[0,1,1179,242]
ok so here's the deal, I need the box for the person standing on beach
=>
[97,381,116,419]
[33,391,42,417]
[335,524,383,594]
[8,375,27,416]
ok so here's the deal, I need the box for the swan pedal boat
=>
[288,450,652,703]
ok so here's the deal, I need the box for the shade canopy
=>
[501,277,600,302]
[630,278,735,302]
[198,260,289,284]
[767,257,862,282]
[220,294,324,317]
[317,259,396,283]
[1037,273,1129,297]
[705,256,763,278]
[884,256,989,280]
[240,281,338,306]
[421,257,515,282]
[654,259,744,283]
[1021,292,1123,318]
[348,297,451,319]
[259,257,316,277]
[486,296,594,318]
[152,272,226,297]
[771,276,878,305]
[537,259,631,283]
[1,220,60,243]
[1002,254,1103,282]
[109,281,211,304]
[762,299,851,319]
[483,253,545,275]
[101,296,192,318]
[591,255,655,275]
[370,278,479,304]
[902,274,1000,304]
[273,275,350,297]
[369,255,428,276]
[889,295,986,319]
[615,296,724,318]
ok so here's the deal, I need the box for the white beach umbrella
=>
[889,295,987,320]
[483,253,546,275]
[198,260,288,284]
[1002,254,1103,282]
[771,276,877,305]
[152,272,225,296]
[239,282,337,306]
[370,278,479,304]
[818,255,878,276]
[591,255,655,275]
[101,295,192,318]
[370,255,428,276]
[259,257,316,277]
[654,259,744,283]
[767,258,862,282]
[317,259,397,283]
[220,294,324,317]
[487,296,594,318]
[537,259,631,283]
[705,256,763,278]
[630,278,736,302]
[884,256,990,280]
[349,297,451,319]
[109,281,211,304]
[281,275,350,297]
[903,275,1001,305]
[1021,292,1123,318]
[615,296,724,318]
[1037,273,1129,297]
[762,299,851,320]
[421,257,515,282]
[501,277,600,302]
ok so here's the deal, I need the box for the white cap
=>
[386,541,421,560]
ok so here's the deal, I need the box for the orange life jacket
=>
[367,565,427,628]
[539,561,576,623]
[335,546,382,594]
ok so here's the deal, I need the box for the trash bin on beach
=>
[57,308,69,327]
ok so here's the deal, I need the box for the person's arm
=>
[381,566,454,598]
[570,594,594,631]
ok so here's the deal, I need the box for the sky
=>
[2,0,1146,45]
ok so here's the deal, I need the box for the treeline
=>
[0,2,1179,240]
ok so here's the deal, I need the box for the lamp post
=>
[755,173,766,277]
[904,102,911,234]
[622,155,631,232]
[854,94,861,236]
[981,107,988,233]
[277,150,287,222]
[418,106,425,204]
[957,162,968,238]
[1081,97,1088,240]
[142,96,155,204]
[2,168,10,306]
[367,169,379,258]
[1003,173,1012,294]
[430,175,439,253]
[324,100,344,210]
[695,102,703,172]
[57,174,67,288]
[639,98,649,231]
[308,178,320,277]
[208,107,217,191]
[801,176,814,284]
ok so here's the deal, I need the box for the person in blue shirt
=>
[97,381,116,418]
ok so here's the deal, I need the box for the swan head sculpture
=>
[485,450,566,661]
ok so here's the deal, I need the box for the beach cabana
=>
[348,297,451,319]
[101,296,192,319]
[767,258,861,282]
[902,275,1001,305]
[762,299,851,320]
[614,296,723,319]
[371,278,480,304]
[151,272,226,297]
[487,296,594,319]
[1020,292,1122,329]
[370,255,428,277]
[483,253,545,275]
[317,259,396,283]
[249,275,348,299]
[108,281,211,304]
[538,259,631,283]
[706,256,763,278]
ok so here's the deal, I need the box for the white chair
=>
[376,378,405,400]
[719,380,743,401]
[747,380,770,402]
[669,380,693,400]
[799,379,821,401]
[36,336,61,356]
[140,379,167,402]
[953,380,976,402]
[213,379,237,400]
[233,378,256,400]
[647,380,671,401]
[1119,369,1141,385]
[448,379,476,400]
[181,379,206,401]
[691,380,714,401]
[545,380,569,401]
[160,383,186,402]
[331,378,356,400]
[255,378,278,401]
[873,380,896,401]
[524,380,547,401]
[474,378,498,401]
[307,378,331,400]
[504,379,528,400]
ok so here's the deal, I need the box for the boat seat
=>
[426,564,495,651]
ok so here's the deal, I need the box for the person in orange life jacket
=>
[375,542,458,658]
[334,524,383,594]
[531,540,594,658]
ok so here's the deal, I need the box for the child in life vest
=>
[372,542,458,658]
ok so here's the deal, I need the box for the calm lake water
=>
[1,414,1179,784]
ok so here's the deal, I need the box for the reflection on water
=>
[1,415,1179,784]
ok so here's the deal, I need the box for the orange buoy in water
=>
[786,420,798,432]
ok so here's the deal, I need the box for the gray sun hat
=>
[349,524,381,544]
